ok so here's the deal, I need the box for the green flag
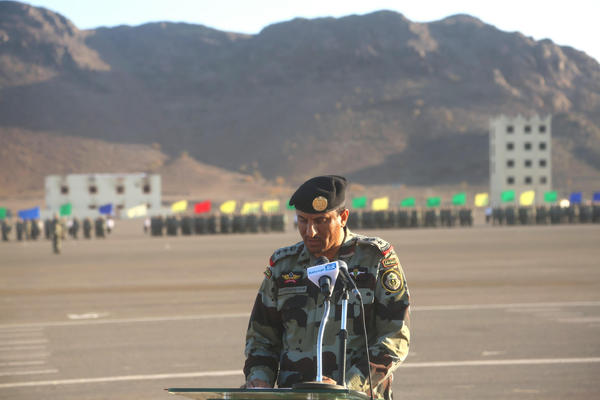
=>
[60,203,72,216]
[501,190,515,203]
[452,192,466,206]
[544,191,557,203]
[286,200,295,210]
[0,207,6,219]
[400,197,415,207]
[352,196,367,209]
[426,196,441,207]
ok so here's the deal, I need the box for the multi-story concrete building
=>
[489,115,552,206]
[45,173,161,218]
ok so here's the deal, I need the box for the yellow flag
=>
[262,200,280,213]
[126,203,147,218]
[520,190,535,206]
[171,200,188,213]
[241,201,260,215]
[474,193,489,207]
[219,200,237,214]
[372,196,389,211]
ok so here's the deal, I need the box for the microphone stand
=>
[316,294,331,382]
[337,288,349,387]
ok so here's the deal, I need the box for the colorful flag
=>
[452,192,466,206]
[171,200,188,213]
[372,197,389,211]
[59,203,72,216]
[99,204,113,215]
[519,190,535,206]
[126,204,147,218]
[501,190,515,203]
[241,201,260,215]
[18,207,40,220]
[0,207,7,219]
[569,192,582,204]
[544,191,558,203]
[426,197,441,207]
[474,193,489,207]
[352,196,367,209]
[262,200,280,213]
[219,200,237,214]
[400,197,415,207]
[593,192,600,203]
[194,201,211,214]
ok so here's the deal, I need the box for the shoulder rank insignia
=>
[264,267,273,279]
[269,242,304,266]
[381,268,404,293]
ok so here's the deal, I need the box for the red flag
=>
[194,201,211,214]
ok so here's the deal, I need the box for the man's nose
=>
[305,222,317,237]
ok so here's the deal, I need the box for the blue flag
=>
[593,192,600,203]
[569,192,582,205]
[18,206,40,220]
[99,204,113,215]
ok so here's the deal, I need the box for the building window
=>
[117,204,124,210]
[524,125,531,133]
[507,142,514,150]
[507,159,515,168]
[524,176,532,184]
[540,176,547,184]
[88,205,97,209]
[89,185,97,194]
[143,184,151,194]
[524,160,532,167]
[539,142,547,150]
[539,159,547,167]
[524,142,532,150]
[507,126,514,133]
[507,177,515,185]
[60,185,69,194]
[539,125,546,133]
[147,203,152,209]
[116,185,125,194]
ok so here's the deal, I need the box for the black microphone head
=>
[337,260,348,272]
[314,256,329,266]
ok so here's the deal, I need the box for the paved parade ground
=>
[1,222,599,399]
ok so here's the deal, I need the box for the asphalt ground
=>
[1,222,599,399]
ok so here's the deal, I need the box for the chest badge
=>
[282,271,302,284]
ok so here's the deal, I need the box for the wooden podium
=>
[166,387,372,400]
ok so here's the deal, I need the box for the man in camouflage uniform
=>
[244,176,410,400]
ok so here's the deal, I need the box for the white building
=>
[489,115,552,206]
[45,173,161,218]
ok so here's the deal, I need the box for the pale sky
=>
[24,0,600,62]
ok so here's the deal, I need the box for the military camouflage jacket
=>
[244,229,410,400]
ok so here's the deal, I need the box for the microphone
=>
[307,256,338,298]
[336,260,361,299]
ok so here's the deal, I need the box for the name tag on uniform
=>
[278,286,307,295]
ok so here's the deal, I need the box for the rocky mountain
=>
[1,1,599,196]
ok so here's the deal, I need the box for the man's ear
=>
[339,209,349,227]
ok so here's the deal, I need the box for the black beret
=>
[289,175,347,213]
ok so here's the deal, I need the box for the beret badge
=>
[312,196,328,212]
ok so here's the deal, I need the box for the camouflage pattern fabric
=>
[244,229,410,400]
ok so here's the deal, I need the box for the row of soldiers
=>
[490,205,600,225]
[146,214,287,236]
[1,216,112,242]
[345,209,474,230]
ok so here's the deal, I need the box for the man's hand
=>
[244,379,270,388]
